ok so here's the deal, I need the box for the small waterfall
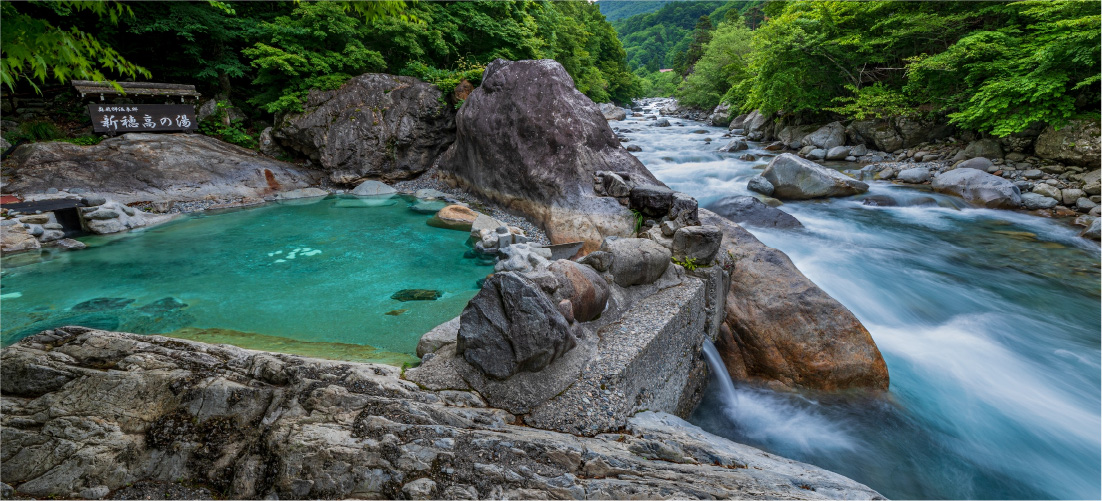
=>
[701,340,738,409]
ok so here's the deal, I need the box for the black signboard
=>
[87,104,198,133]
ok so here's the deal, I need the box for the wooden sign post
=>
[87,104,198,134]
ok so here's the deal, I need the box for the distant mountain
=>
[611,1,765,71]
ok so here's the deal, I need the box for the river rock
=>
[776,125,818,149]
[0,328,884,499]
[742,110,772,140]
[1061,188,1086,206]
[955,157,994,172]
[417,316,460,357]
[626,144,642,152]
[700,210,890,391]
[671,225,723,264]
[351,180,397,196]
[656,118,671,127]
[963,138,1004,160]
[718,139,748,152]
[706,196,802,229]
[708,103,732,126]
[433,205,478,230]
[747,175,774,196]
[800,122,846,150]
[437,59,658,253]
[893,117,953,148]
[55,238,87,250]
[896,167,931,184]
[456,272,578,379]
[825,146,850,160]
[806,148,826,160]
[1034,119,1101,167]
[1021,193,1059,210]
[848,120,903,152]
[602,237,671,287]
[630,184,674,217]
[548,260,610,322]
[1081,218,1101,240]
[598,102,626,121]
[862,195,898,207]
[0,223,41,253]
[761,153,869,199]
[4,134,320,204]
[391,289,442,301]
[494,243,550,273]
[79,200,175,234]
[1032,183,1061,200]
[931,168,1022,209]
[274,74,455,183]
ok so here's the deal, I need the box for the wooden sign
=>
[87,104,198,133]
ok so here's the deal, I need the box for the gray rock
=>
[577,250,612,272]
[806,148,826,160]
[469,213,505,238]
[955,157,994,172]
[656,118,671,127]
[670,192,700,226]
[861,195,898,207]
[601,237,671,287]
[825,145,850,160]
[851,144,868,156]
[626,144,642,152]
[629,184,675,217]
[1021,169,1043,179]
[25,224,44,236]
[742,110,772,140]
[81,195,108,207]
[456,272,578,379]
[55,238,87,250]
[718,139,748,153]
[258,126,285,158]
[438,60,656,253]
[848,120,903,152]
[2,328,884,500]
[1061,188,1085,206]
[1035,119,1101,167]
[1076,197,1097,211]
[414,188,449,200]
[761,153,869,199]
[708,102,732,126]
[598,102,627,121]
[417,316,461,357]
[275,187,329,200]
[402,478,438,500]
[79,200,175,235]
[931,168,1022,209]
[747,175,775,196]
[1020,193,1059,210]
[963,138,1004,160]
[7,134,319,205]
[671,225,723,264]
[1081,218,1101,240]
[896,167,931,184]
[274,74,455,184]
[79,486,110,500]
[351,180,397,196]
[706,196,802,229]
[1032,183,1061,199]
[494,243,550,273]
[893,117,953,148]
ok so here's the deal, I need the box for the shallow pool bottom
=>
[1,195,494,365]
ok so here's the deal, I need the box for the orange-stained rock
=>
[433,205,479,230]
[548,260,609,322]
[702,209,889,391]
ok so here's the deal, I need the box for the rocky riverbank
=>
[642,97,1101,241]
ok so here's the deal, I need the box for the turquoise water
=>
[0,195,491,363]
[619,111,1101,499]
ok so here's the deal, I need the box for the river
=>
[617,105,1101,500]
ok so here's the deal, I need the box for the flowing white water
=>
[620,107,1101,499]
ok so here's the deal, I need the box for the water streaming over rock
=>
[619,106,1101,499]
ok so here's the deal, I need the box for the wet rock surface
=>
[762,154,869,199]
[706,196,803,229]
[0,327,883,500]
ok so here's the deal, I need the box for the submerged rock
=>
[71,297,135,312]
[438,59,659,253]
[390,289,442,301]
[706,196,802,229]
[275,74,455,184]
[762,153,869,199]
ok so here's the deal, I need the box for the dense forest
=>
[621,0,1099,136]
[1,0,637,146]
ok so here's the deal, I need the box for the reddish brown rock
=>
[701,209,889,391]
[548,260,609,322]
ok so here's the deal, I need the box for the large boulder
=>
[776,125,819,149]
[1034,119,1101,167]
[741,110,772,141]
[437,60,659,253]
[547,260,610,322]
[700,210,890,391]
[670,225,723,264]
[705,196,802,229]
[848,120,903,152]
[708,103,732,127]
[0,223,41,253]
[800,122,846,150]
[456,272,579,379]
[931,168,1022,209]
[761,153,869,199]
[2,134,320,204]
[962,138,1004,160]
[0,328,883,499]
[274,73,456,184]
[892,117,953,149]
[602,237,671,287]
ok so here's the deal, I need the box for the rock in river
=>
[931,168,1022,209]
[438,59,660,253]
[601,237,671,287]
[761,153,869,199]
[706,195,802,229]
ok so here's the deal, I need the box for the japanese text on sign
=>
[87,104,198,133]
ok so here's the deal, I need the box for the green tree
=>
[676,18,752,110]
